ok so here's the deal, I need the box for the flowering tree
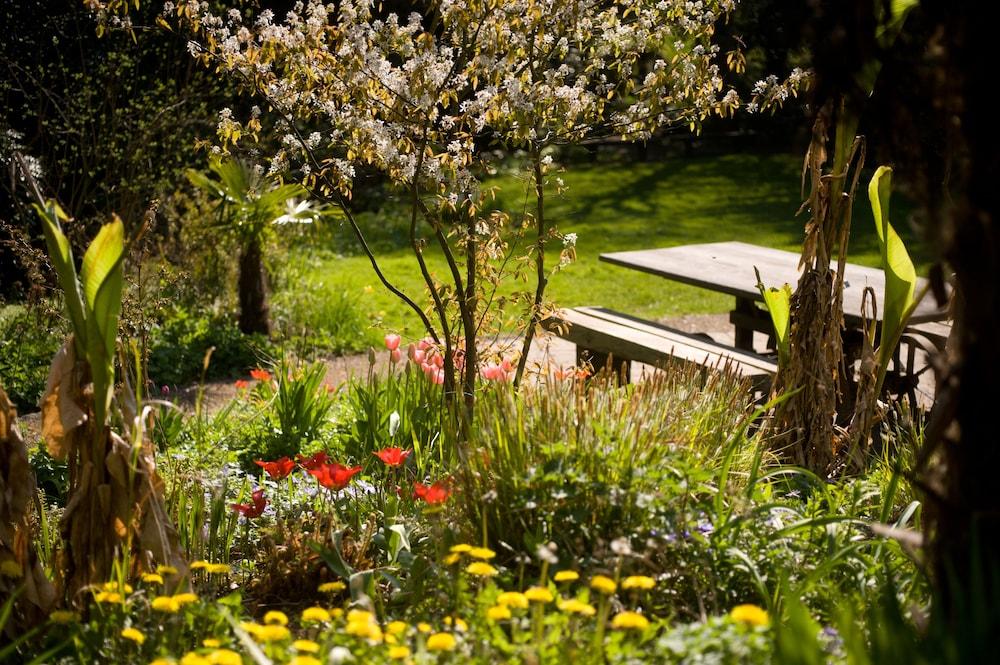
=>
[173,0,796,415]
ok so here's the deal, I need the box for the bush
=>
[0,305,64,412]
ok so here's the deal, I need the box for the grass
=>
[287,151,928,340]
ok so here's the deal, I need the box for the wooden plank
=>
[600,241,948,325]
[545,308,777,380]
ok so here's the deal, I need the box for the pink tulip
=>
[433,370,445,385]
[433,354,444,369]
[410,346,425,364]
[423,362,436,377]
[501,358,513,373]
[384,334,401,351]
[481,364,503,381]
[390,348,402,363]
[418,338,433,351]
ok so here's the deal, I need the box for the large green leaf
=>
[755,267,792,367]
[80,216,125,427]
[34,202,87,347]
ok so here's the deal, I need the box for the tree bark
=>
[238,236,271,336]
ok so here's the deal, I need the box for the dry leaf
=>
[40,338,87,460]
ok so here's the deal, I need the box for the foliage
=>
[0,306,64,412]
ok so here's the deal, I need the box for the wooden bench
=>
[542,306,778,393]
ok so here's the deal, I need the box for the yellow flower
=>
[240,622,263,638]
[386,620,408,636]
[443,553,461,566]
[558,599,596,616]
[449,544,472,554]
[318,581,346,593]
[190,561,210,570]
[121,627,145,644]
[416,622,432,633]
[553,570,579,583]
[302,607,330,623]
[151,659,176,665]
[180,654,210,665]
[264,610,289,626]
[93,591,123,604]
[142,573,164,585]
[205,563,231,575]
[288,657,322,665]
[426,632,457,652]
[256,624,291,642]
[202,638,221,648]
[152,595,180,613]
[590,575,617,595]
[103,581,134,594]
[496,591,529,609]
[0,560,22,578]
[730,604,769,627]
[611,612,650,631]
[467,547,496,560]
[293,639,320,653]
[486,605,511,621]
[345,620,383,643]
[523,586,554,603]
[443,616,467,632]
[622,575,656,590]
[388,645,411,660]
[207,650,241,665]
[49,610,78,624]
[329,608,344,619]
[347,609,374,624]
[465,562,498,577]
[156,565,179,576]
[172,592,199,607]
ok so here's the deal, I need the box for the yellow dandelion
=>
[417,622,432,633]
[558,599,596,616]
[345,620,383,642]
[443,553,461,566]
[256,624,290,642]
[523,586,554,603]
[465,562,498,577]
[172,592,199,607]
[288,657,322,665]
[388,645,411,660]
[103,581,134,594]
[48,610,78,624]
[426,632,457,652]
[386,620,408,636]
[293,639,320,653]
[156,565,179,576]
[240,622,263,637]
[467,547,496,560]
[152,595,180,613]
[264,610,289,626]
[449,544,473,554]
[120,627,145,644]
[205,563,231,575]
[346,609,374,624]
[180,654,210,665]
[150,659,176,665]
[486,605,511,621]
[207,650,241,665]
[93,591,123,604]
[142,573,164,585]
[730,604,769,627]
[202,638,221,648]
[553,570,579,583]
[329,608,344,619]
[443,616,468,632]
[610,612,650,630]
[385,633,398,645]
[622,575,656,590]
[301,606,330,623]
[190,561,210,570]
[589,575,617,595]
[318,581,346,593]
[496,591,529,608]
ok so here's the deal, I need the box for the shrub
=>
[0,305,64,412]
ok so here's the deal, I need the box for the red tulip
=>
[235,379,250,390]
[250,368,272,382]
[231,489,267,518]
[255,457,295,480]
[413,480,451,504]
[374,447,412,467]
[296,451,330,470]
[309,462,363,490]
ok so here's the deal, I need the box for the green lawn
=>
[289,152,927,340]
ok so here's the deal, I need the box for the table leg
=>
[734,297,756,352]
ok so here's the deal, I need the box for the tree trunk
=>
[238,236,271,336]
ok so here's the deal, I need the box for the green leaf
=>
[869,167,916,376]
[755,267,792,367]
[34,201,87,347]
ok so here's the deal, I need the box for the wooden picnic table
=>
[600,241,948,352]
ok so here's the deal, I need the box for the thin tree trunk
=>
[238,236,270,336]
